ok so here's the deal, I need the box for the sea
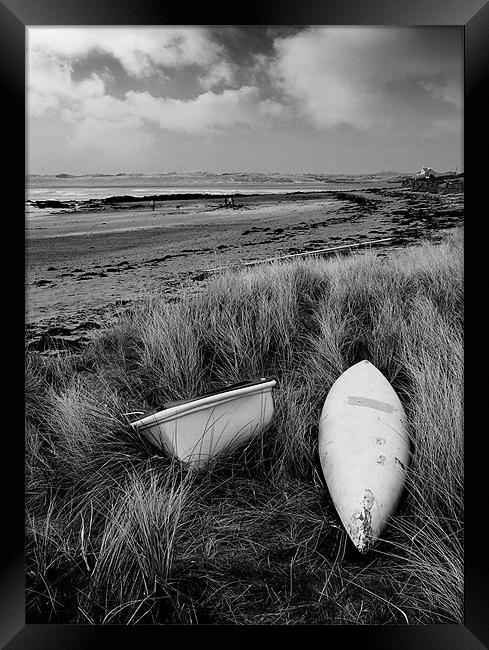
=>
[25,172,400,213]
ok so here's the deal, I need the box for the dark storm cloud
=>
[207,26,303,64]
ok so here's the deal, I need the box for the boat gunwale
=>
[130,378,277,430]
[163,376,277,408]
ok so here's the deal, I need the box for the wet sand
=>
[25,188,464,351]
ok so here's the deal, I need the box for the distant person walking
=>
[151,199,155,211]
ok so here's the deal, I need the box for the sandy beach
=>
[25,187,463,351]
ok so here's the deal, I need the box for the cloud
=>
[28,27,227,79]
[28,27,284,152]
[27,26,242,123]
[28,50,105,116]
[270,27,462,132]
[419,80,462,109]
[258,98,288,119]
[129,87,288,133]
[28,27,286,139]
[65,87,284,147]
[197,60,236,90]
[27,26,289,147]
[69,116,155,162]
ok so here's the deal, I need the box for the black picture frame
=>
[8,0,488,647]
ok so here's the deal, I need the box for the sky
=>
[27,26,463,175]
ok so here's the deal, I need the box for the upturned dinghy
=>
[318,360,410,552]
[131,377,277,463]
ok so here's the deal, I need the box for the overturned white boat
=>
[318,361,410,553]
[130,377,277,463]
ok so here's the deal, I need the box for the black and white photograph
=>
[23,20,468,629]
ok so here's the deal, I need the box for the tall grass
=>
[25,228,463,624]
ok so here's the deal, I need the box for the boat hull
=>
[318,360,409,552]
[131,379,276,463]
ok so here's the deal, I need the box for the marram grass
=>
[25,229,463,624]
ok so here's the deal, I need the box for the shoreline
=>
[26,186,394,212]
[25,187,464,354]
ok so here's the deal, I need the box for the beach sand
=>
[25,188,463,351]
